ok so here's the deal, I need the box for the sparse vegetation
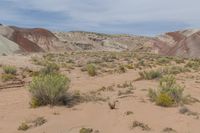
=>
[2,51,200,132]
[185,60,200,70]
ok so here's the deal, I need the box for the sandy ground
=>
[0,55,200,133]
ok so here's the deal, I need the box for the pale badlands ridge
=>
[0,24,200,58]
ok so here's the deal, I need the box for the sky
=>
[0,0,200,36]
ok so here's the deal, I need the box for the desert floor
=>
[0,52,200,133]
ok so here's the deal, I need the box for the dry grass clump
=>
[132,121,151,131]
[139,70,162,80]
[179,106,199,119]
[125,111,134,115]
[148,75,185,107]
[18,117,47,131]
[117,65,126,73]
[18,122,30,131]
[162,127,176,132]
[79,128,100,133]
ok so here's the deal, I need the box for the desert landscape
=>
[0,24,200,133]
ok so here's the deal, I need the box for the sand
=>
[0,54,200,133]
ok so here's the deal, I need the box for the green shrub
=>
[86,64,97,76]
[29,73,70,107]
[2,65,17,75]
[149,75,184,107]
[139,70,162,80]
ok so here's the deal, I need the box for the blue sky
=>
[0,0,200,36]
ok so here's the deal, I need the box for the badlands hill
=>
[0,24,200,58]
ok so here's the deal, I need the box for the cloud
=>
[0,0,200,35]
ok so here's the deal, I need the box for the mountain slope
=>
[156,29,200,58]
[0,35,21,54]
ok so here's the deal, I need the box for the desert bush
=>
[86,64,97,76]
[2,65,17,75]
[139,70,162,80]
[29,73,70,107]
[148,75,184,107]
[40,63,60,75]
